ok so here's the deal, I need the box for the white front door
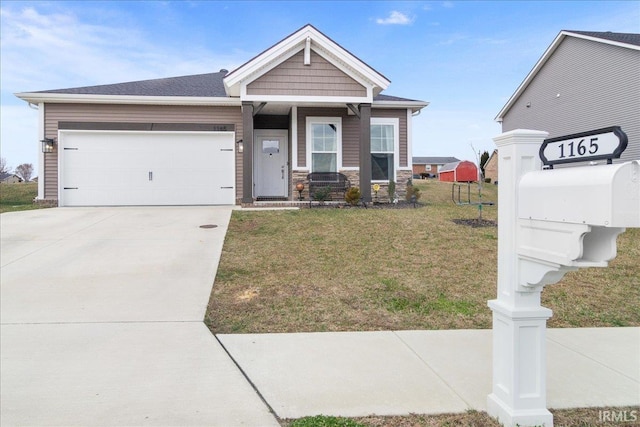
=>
[254,130,288,198]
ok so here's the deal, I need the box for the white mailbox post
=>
[487,129,640,427]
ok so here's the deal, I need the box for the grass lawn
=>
[206,179,639,334]
[283,406,639,427]
[0,182,50,213]
[207,180,638,426]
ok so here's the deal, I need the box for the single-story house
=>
[483,149,498,183]
[0,173,24,184]
[438,161,478,183]
[412,156,460,177]
[496,30,639,164]
[16,24,428,207]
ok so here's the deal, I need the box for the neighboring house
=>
[412,156,460,177]
[0,173,24,184]
[496,30,639,164]
[438,161,478,183]
[483,149,498,183]
[16,24,428,207]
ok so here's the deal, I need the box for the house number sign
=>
[539,126,628,167]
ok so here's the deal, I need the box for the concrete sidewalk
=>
[2,208,638,426]
[218,327,640,420]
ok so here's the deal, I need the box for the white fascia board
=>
[564,31,640,51]
[243,94,373,104]
[494,32,566,122]
[373,100,429,113]
[224,31,308,91]
[224,25,390,97]
[494,31,640,122]
[230,46,305,97]
[310,46,376,97]
[15,92,240,107]
[307,32,390,90]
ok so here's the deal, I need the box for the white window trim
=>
[306,116,342,172]
[371,117,399,182]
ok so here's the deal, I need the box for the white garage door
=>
[59,131,235,206]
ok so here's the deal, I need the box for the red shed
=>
[439,161,478,182]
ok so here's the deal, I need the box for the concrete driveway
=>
[0,207,278,426]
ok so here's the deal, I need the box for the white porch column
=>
[37,102,45,200]
[487,129,553,427]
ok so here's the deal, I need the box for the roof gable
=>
[496,30,640,121]
[246,50,367,97]
[223,24,390,99]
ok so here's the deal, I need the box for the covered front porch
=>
[240,101,387,205]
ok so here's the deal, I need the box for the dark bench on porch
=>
[307,172,351,203]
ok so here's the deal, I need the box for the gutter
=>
[15,92,242,107]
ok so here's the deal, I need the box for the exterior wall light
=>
[236,139,243,153]
[41,138,55,153]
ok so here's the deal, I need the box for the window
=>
[307,118,341,172]
[425,165,432,171]
[371,118,398,181]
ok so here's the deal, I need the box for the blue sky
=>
[1,1,639,170]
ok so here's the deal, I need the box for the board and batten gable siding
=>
[296,107,409,169]
[43,103,243,201]
[247,50,367,97]
[501,36,640,163]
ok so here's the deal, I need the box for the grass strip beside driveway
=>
[206,181,639,333]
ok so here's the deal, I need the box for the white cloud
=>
[376,11,414,26]
[0,4,246,168]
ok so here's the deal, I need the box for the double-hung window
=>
[371,118,399,181]
[307,117,341,172]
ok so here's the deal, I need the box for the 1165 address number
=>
[540,126,628,167]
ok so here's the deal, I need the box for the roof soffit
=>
[224,25,390,97]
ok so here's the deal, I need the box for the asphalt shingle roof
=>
[37,71,230,97]
[567,30,640,47]
[34,70,419,103]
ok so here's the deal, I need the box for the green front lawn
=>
[0,182,50,213]
[206,180,639,333]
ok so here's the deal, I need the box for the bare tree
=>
[15,163,34,182]
[0,157,11,174]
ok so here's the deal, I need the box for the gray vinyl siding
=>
[502,36,640,163]
[43,103,243,201]
[296,107,409,169]
[247,50,367,97]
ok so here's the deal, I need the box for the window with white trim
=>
[307,117,341,172]
[371,118,399,181]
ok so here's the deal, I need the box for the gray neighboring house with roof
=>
[496,30,640,164]
[412,156,460,177]
[15,24,428,207]
[0,173,24,184]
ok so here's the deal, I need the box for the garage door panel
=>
[60,131,235,206]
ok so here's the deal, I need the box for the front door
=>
[254,130,288,198]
